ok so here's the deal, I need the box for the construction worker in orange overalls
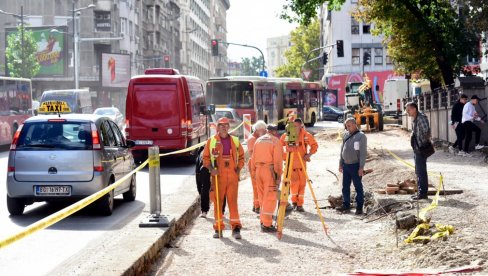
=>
[203,117,245,239]
[247,120,267,214]
[280,118,318,212]
[251,124,283,232]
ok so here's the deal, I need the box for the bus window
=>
[284,90,298,108]
[206,81,254,108]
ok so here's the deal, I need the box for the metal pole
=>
[222,41,266,72]
[148,146,161,215]
[20,6,24,78]
[73,1,79,89]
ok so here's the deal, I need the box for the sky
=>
[226,0,298,62]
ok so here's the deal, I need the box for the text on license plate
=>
[35,186,71,196]
[135,140,153,145]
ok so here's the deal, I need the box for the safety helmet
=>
[217,117,230,125]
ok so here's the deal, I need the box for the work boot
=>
[200,211,207,218]
[336,206,351,213]
[355,208,364,215]
[232,226,242,240]
[411,194,428,200]
[261,224,277,233]
[292,203,297,210]
[254,207,260,214]
[213,230,222,239]
[295,206,305,212]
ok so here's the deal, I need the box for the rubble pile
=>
[376,179,435,195]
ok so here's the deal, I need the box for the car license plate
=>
[35,186,71,196]
[135,140,153,145]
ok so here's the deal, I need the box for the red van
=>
[125,68,207,162]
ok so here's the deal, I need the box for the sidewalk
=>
[150,127,488,275]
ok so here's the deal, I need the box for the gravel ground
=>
[150,126,488,275]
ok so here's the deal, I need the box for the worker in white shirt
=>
[461,95,485,156]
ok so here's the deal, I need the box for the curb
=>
[123,197,201,276]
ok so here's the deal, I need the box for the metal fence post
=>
[139,146,174,228]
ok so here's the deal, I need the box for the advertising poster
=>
[5,26,68,77]
[101,53,131,88]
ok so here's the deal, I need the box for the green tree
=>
[5,25,40,78]
[281,0,480,87]
[274,18,320,81]
[240,56,264,75]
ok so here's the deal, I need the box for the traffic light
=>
[363,51,371,65]
[322,52,328,65]
[336,40,344,57]
[211,39,219,56]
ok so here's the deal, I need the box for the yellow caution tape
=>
[383,149,454,244]
[0,160,148,249]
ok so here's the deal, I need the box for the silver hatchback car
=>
[6,114,137,216]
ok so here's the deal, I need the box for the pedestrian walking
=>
[461,95,485,157]
[280,118,318,212]
[336,118,367,215]
[203,117,245,239]
[251,124,283,232]
[449,94,468,154]
[247,120,267,214]
[406,102,431,200]
[195,151,226,218]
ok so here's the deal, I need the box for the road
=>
[0,120,341,275]
[0,151,195,276]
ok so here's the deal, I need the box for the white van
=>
[382,79,408,117]
[40,89,93,114]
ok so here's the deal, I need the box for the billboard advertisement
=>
[101,53,131,88]
[326,70,401,106]
[5,26,68,77]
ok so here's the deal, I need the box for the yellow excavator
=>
[344,76,384,131]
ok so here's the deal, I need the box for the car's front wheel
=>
[7,195,25,216]
[123,174,137,202]
[337,115,344,123]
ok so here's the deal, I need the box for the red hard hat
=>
[217,117,230,125]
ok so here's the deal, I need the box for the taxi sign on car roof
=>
[38,101,71,114]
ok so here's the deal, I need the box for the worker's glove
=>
[304,154,312,162]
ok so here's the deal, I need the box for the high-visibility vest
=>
[210,135,240,168]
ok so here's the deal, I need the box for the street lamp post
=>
[71,3,95,89]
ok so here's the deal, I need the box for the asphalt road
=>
[0,151,195,276]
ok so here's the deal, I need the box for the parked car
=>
[94,107,125,130]
[6,110,137,216]
[322,105,345,123]
[213,107,243,136]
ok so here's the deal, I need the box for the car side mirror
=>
[126,139,136,148]
[345,87,350,93]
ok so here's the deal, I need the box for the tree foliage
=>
[6,25,40,78]
[274,18,321,81]
[240,56,264,76]
[281,0,483,87]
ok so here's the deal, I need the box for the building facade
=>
[319,2,394,76]
[266,35,291,77]
[209,0,229,77]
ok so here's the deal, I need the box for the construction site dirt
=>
[150,125,488,275]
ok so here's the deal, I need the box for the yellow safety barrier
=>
[383,148,454,243]
[0,121,246,249]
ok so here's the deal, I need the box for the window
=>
[386,54,393,64]
[374,48,383,65]
[351,17,359,35]
[100,121,116,147]
[16,122,93,150]
[108,121,124,147]
[363,24,371,34]
[352,48,360,65]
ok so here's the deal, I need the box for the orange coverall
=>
[280,129,318,207]
[247,133,260,209]
[203,134,245,231]
[251,134,283,227]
